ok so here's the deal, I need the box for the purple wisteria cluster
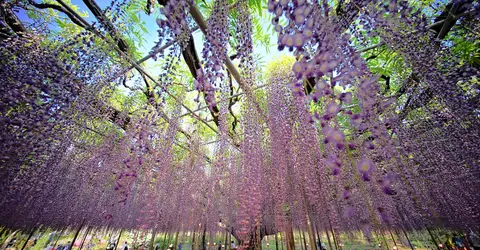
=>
[155,0,193,50]
[0,32,127,227]
[194,0,229,108]
[265,0,480,240]
[235,0,254,69]
[150,0,195,102]
[1,0,479,248]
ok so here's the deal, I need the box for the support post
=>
[314,224,321,248]
[226,229,231,250]
[285,227,295,250]
[53,227,66,250]
[69,224,84,250]
[379,231,390,250]
[279,232,284,250]
[301,231,307,250]
[107,227,113,243]
[173,231,179,250]
[115,229,123,250]
[192,229,197,250]
[150,230,157,250]
[255,220,261,250]
[324,227,333,250]
[21,228,36,250]
[304,212,317,250]
[327,220,338,250]
[133,230,139,250]
[275,233,278,250]
[201,224,207,250]
[224,230,228,250]
[388,229,397,248]
[79,227,91,250]
[162,232,169,250]
[426,228,440,250]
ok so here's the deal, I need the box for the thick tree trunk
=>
[285,228,295,250]
[81,0,129,52]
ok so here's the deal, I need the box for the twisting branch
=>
[380,75,391,94]
[365,48,386,61]
[121,74,143,93]
[227,71,239,132]
[145,0,155,15]
[23,0,220,157]
[28,1,87,28]
[81,0,129,52]
[1,1,27,35]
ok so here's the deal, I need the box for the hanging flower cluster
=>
[194,0,230,108]
[149,0,195,103]
[1,0,480,245]
[155,0,193,50]
[265,0,480,237]
[235,0,254,69]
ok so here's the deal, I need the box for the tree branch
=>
[1,2,27,35]
[380,74,391,94]
[81,0,129,52]
[28,1,87,29]
[227,70,238,132]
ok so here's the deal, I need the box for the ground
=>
[2,228,447,250]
